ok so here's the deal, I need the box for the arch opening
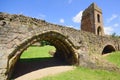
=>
[102,45,115,55]
[8,31,77,79]
[97,26,102,35]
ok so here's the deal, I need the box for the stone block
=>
[0,59,7,69]
[0,73,7,80]
[0,69,6,74]
[0,52,4,58]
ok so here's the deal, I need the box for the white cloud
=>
[66,25,74,28]
[68,0,73,4]
[107,14,118,23]
[19,12,23,15]
[66,25,79,30]
[60,18,64,23]
[113,23,119,27]
[36,13,46,19]
[104,26,114,35]
[40,14,46,18]
[72,11,83,23]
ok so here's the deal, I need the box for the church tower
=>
[81,3,104,36]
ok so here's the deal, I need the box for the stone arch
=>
[102,44,116,55]
[7,31,78,79]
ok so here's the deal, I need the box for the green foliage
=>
[39,67,120,80]
[112,32,116,37]
[20,45,55,59]
[104,51,120,68]
[40,41,51,46]
[111,32,120,38]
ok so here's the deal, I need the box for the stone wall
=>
[81,30,120,54]
[0,12,120,80]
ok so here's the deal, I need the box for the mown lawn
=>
[20,45,55,59]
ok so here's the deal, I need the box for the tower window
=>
[97,26,102,35]
[97,14,100,23]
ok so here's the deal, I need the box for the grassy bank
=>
[104,51,120,68]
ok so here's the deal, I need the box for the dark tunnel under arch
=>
[102,45,115,55]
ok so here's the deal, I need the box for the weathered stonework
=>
[81,3,104,36]
[0,3,120,80]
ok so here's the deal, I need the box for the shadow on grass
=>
[12,57,68,79]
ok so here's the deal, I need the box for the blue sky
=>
[0,0,120,35]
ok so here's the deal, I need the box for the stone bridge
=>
[0,13,120,80]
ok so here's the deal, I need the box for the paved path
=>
[15,66,74,80]
[12,58,74,80]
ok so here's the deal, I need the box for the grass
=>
[20,45,55,59]
[104,51,120,68]
[39,67,120,80]
[20,46,120,80]
[38,51,120,80]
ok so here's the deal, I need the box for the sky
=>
[0,0,120,35]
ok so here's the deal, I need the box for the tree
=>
[111,32,120,38]
[112,32,116,37]
[40,40,51,46]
